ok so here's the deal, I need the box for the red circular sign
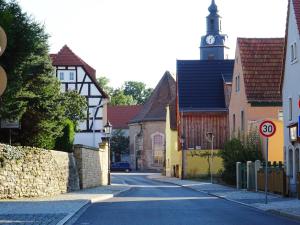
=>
[259,120,276,138]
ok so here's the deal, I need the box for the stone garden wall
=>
[0,144,80,199]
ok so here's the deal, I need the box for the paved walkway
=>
[0,176,130,225]
[149,174,300,220]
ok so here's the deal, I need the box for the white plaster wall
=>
[90,85,100,95]
[74,132,104,148]
[283,1,300,191]
[77,67,85,82]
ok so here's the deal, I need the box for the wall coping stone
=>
[74,144,99,151]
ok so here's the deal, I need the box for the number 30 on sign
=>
[259,120,276,138]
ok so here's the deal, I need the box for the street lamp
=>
[104,121,112,185]
[180,134,185,180]
[206,132,214,184]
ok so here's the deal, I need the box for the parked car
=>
[110,162,131,172]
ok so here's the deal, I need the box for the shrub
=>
[55,119,75,152]
[219,131,263,185]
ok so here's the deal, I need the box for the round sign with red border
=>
[259,120,276,138]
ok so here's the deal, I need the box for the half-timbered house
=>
[51,45,108,147]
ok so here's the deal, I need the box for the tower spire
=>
[208,0,218,14]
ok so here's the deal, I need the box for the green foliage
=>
[62,90,87,127]
[124,81,153,104]
[110,130,129,162]
[97,76,113,96]
[20,75,66,149]
[0,0,50,120]
[110,89,136,106]
[0,1,87,149]
[55,119,75,152]
[219,131,263,184]
[96,76,153,105]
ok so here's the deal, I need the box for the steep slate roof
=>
[130,71,176,123]
[51,45,108,98]
[238,38,284,103]
[177,60,234,111]
[108,105,142,129]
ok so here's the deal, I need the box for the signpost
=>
[259,120,276,204]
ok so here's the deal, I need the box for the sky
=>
[17,0,288,89]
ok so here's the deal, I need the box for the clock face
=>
[206,35,215,45]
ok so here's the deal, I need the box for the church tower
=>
[200,0,227,60]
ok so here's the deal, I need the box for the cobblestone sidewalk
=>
[0,178,130,225]
[149,174,300,220]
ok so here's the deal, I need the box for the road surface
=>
[70,173,300,225]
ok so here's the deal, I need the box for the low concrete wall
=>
[74,142,109,189]
[0,144,80,199]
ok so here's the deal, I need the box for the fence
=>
[257,167,287,196]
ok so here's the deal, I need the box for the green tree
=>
[110,89,136,106]
[0,0,79,149]
[97,76,113,96]
[0,0,50,120]
[110,130,129,162]
[124,81,153,104]
[20,75,66,149]
[62,90,87,127]
[55,119,75,152]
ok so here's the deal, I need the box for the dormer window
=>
[291,42,297,63]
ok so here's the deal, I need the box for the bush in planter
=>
[55,119,75,152]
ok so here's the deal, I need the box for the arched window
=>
[151,133,164,165]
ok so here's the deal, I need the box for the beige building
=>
[128,71,176,171]
[229,38,284,138]
[229,38,285,163]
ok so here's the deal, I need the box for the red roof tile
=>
[52,45,96,78]
[108,105,142,129]
[293,0,300,34]
[238,38,285,103]
[51,45,108,98]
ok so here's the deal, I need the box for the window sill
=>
[291,59,298,65]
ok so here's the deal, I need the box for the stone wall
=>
[0,144,80,199]
[74,142,109,189]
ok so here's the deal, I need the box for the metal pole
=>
[211,135,214,184]
[265,138,269,204]
[108,136,111,185]
[181,140,185,180]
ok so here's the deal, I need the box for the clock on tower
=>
[200,0,228,60]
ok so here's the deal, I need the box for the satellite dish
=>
[0,66,7,96]
[0,26,7,56]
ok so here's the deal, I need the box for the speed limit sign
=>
[259,120,276,138]
[259,120,276,204]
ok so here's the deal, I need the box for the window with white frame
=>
[289,98,293,121]
[291,42,297,63]
[59,72,64,80]
[69,72,75,81]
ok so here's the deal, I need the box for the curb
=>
[150,177,300,222]
[60,187,132,225]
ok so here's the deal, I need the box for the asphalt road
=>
[71,173,300,225]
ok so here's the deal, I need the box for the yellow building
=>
[165,105,181,178]
[165,104,224,179]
